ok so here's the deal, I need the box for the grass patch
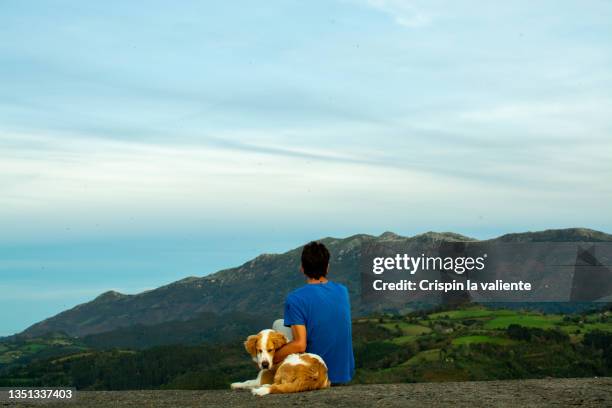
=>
[483,314,561,330]
[403,349,441,366]
[391,335,419,345]
[23,344,46,353]
[559,322,612,334]
[583,322,612,332]
[429,308,515,320]
[380,323,431,336]
[0,351,21,364]
[451,335,514,346]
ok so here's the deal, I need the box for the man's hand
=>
[273,325,307,364]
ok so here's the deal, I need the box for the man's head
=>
[301,241,330,280]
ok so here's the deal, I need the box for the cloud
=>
[365,0,432,28]
[1,0,611,241]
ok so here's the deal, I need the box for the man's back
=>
[283,281,355,383]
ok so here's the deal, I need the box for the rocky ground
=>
[3,378,611,407]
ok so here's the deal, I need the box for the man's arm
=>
[273,325,306,364]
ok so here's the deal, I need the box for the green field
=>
[0,334,87,371]
[483,314,561,330]
[2,304,612,389]
[352,305,612,385]
[391,335,420,345]
[380,323,431,336]
[429,307,513,320]
[451,335,515,346]
[403,349,441,366]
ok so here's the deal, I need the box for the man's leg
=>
[272,319,293,341]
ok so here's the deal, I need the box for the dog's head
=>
[244,329,288,370]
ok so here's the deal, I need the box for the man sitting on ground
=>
[272,241,355,384]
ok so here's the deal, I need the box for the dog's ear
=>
[244,335,259,356]
[269,332,288,350]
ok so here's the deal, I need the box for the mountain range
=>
[19,228,612,341]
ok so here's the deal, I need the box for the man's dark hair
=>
[301,241,330,280]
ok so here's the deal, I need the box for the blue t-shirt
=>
[283,281,355,384]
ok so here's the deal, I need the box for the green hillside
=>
[22,228,612,339]
[353,305,612,383]
[1,304,611,389]
[0,332,87,372]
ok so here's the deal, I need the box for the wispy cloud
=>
[365,0,432,28]
[1,0,612,336]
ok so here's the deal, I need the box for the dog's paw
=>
[231,382,245,390]
[251,385,271,396]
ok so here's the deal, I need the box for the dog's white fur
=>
[230,329,330,396]
[230,329,282,390]
[255,329,274,369]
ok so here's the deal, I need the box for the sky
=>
[1,0,611,336]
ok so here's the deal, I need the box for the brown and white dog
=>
[230,329,331,396]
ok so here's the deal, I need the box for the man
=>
[272,241,355,384]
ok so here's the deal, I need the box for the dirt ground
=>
[3,378,611,408]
